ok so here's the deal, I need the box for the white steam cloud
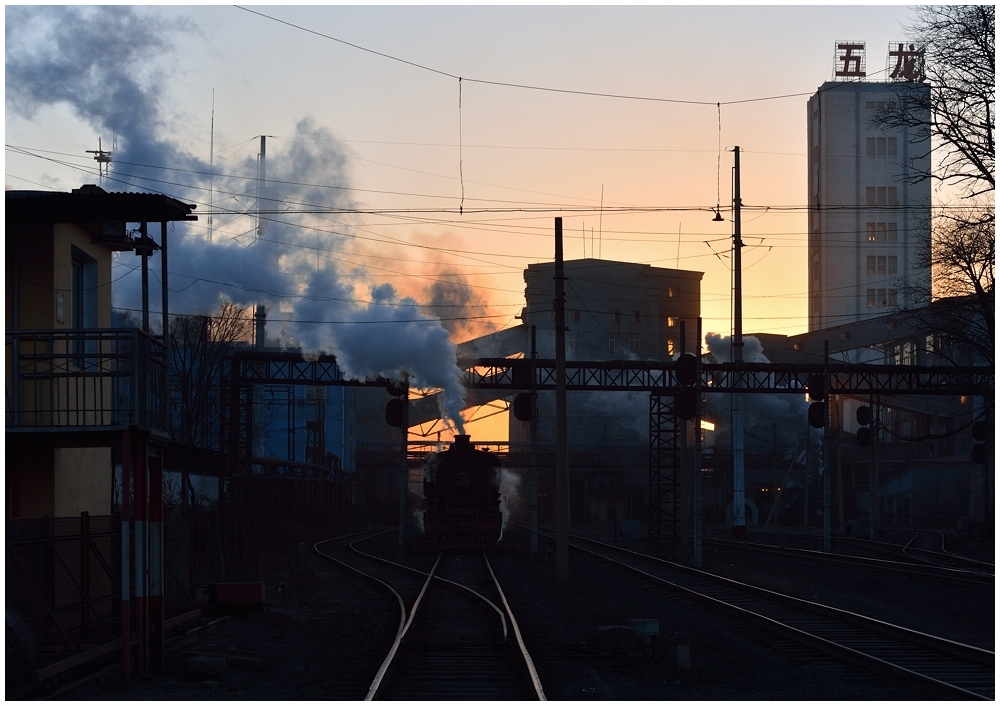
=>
[704,333,816,448]
[495,467,521,542]
[6,6,468,430]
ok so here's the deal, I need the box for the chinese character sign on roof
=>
[887,42,925,82]
[833,41,866,80]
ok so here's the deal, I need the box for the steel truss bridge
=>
[221,351,992,548]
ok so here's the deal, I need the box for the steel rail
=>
[347,542,509,640]
[365,553,442,701]
[548,530,993,700]
[483,553,547,701]
[313,530,408,700]
[703,537,993,585]
[903,531,995,569]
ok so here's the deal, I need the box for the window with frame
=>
[887,256,897,275]
[610,424,625,441]
[887,222,898,241]
[877,255,887,274]
[877,288,887,307]
[628,334,640,353]
[887,187,898,205]
[568,309,580,323]
[866,256,876,274]
[608,336,620,353]
[666,339,676,356]
[571,424,584,440]
[567,331,580,353]
[887,289,898,307]
[608,310,620,324]
[71,247,98,365]
[666,316,676,328]
[866,289,877,308]
[631,310,641,324]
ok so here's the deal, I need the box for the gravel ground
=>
[74,525,991,701]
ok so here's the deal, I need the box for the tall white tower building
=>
[807,66,931,331]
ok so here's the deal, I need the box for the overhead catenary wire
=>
[234,5,877,108]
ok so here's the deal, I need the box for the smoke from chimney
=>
[6,6,469,430]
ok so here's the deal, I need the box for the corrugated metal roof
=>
[6,184,197,224]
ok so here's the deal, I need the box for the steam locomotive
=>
[423,435,502,550]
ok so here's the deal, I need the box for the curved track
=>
[703,536,993,586]
[315,533,544,701]
[544,529,994,700]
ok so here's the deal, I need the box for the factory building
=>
[509,259,703,526]
[807,69,931,331]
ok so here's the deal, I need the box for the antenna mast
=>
[209,89,215,243]
[86,138,112,187]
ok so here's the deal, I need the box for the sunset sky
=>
[5,5,928,438]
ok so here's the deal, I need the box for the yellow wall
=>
[11,448,55,518]
[52,222,113,329]
[11,224,54,330]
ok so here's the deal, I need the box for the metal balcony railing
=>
[6,328,167,433]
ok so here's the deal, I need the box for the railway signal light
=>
[512,392,535,422]
[675,353,698,386]
[512,360,532,389]
[855,405,874,446]
[385,380,406,397]
[806,374,827,402]
[970,443,987,465]
[808,402,826,429]
[385,398,405,427]
[675,388,698,420]
[971,420,987,442]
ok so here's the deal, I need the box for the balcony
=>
[6,329,168,436]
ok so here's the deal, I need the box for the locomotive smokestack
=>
[452,434,471,449]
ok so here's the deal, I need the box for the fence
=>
[6,514,121,670]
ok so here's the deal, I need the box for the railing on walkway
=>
[6,328,167,432]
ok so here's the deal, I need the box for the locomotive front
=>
[423,435,502,550]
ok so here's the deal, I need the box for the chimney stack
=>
[254,305,266,349]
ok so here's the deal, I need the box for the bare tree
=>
[874,5,994,196]
[169,301,254,510]
[170,300,254,448]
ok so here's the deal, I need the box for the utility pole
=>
[731,146,746,539]
[823,341,832,551]
[530,325,539,556]
[693,317,703,567]
[398,377,409,557]
[257,135,266,243]
[554,217,570,585]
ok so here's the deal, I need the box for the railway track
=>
[542,529,994,700]
[703,536,994,586]
[315,533,544,701]
[838,532,995,573]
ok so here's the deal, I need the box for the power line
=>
[234,6,830,108]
